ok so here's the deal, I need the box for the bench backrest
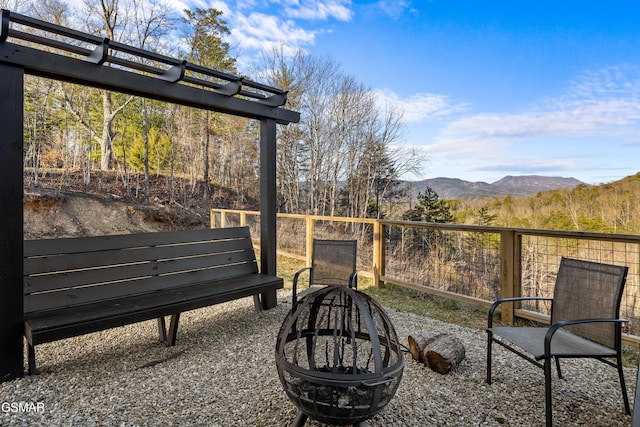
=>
[551,257,628,349]
[24,227,259,314]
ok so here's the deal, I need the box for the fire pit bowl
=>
[275,286,404,426]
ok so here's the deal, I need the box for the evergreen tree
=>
[402,187,454,223]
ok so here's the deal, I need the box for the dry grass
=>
[276,255,487,331]
[276,254,640,367]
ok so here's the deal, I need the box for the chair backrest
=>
[551,257,628,349]
[309,239,357,287]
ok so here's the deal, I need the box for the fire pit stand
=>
[275,286,404,426]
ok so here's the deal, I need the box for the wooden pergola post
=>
[0,63,24,382]
[259,118,278,309]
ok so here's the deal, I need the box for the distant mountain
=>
[405,175,583,200]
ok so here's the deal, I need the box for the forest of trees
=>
[11,0,639,236]
[450,173,640,235]
[13,0,422,217]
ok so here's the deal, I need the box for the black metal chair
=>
[291,239,358,311]
[486,257,630,427]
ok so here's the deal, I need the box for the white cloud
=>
[279,0,354,21]
[377,0,416,18]
[427,66,640,157]
[229,12,317,52]
[206,0,355,68]
[373,89,468,123]
[471,160,579,174]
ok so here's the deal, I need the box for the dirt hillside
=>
[23,170,227,239]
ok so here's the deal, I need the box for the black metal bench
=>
[23,226,282,374]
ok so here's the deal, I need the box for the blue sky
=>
[91,0,640,184]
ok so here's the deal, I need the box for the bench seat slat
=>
[25,261,260,313]
[25,274,283,345]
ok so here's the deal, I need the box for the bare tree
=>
[131,0,175,200]
[258,47,414,218]
[181,7,236,203]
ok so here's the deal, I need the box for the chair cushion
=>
[489,326,617,360]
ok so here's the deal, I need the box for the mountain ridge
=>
[405,175,584,200]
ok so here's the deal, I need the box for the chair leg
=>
[486,331,493,384]
[544,356,553,427]
[555,357,563,379]
[617,353,630,414]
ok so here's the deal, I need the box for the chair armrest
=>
[293,267,312,288]
[488,297,553,326]
[349,270,360,289]
[292,267,312,311]
[544,318,629,355]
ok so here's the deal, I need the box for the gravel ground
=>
[0,289,635,426]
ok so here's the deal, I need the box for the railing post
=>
[373,221,385,287]
[220,211,226,228]
[514,231,522,306]
[305,215,314,267]
[210,209,217,228]
[500,230,517,324]
[240,212,247,227]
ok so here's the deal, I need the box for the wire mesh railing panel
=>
[211,209,640,341]
[276,216,306,257]
[384,224,501,301]
[312,220,374,273]
[520,234,640,335]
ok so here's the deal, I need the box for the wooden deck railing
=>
[211,208,640,346]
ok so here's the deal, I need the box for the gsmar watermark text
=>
[2,401,45,413]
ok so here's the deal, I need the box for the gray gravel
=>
[0,289,635,426]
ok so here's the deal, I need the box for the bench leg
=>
[28,343,37,375]
[157,317,168,343]
[167,313,180,347]
[253,295,263,311]
[258,290,278,311]
[157,314,180,346]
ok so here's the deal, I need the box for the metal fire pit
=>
[275,286,404,426]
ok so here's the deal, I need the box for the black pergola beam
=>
[0,43,299,124]
[1,10,294,110]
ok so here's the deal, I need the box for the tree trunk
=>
[203,111,210,205]
[408,332,465,374]
[142,98,150,201]
[100,90,114,171]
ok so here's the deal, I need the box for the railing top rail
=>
[278,213,378,224]
[378,219,640,243]
[210,209,640,243]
